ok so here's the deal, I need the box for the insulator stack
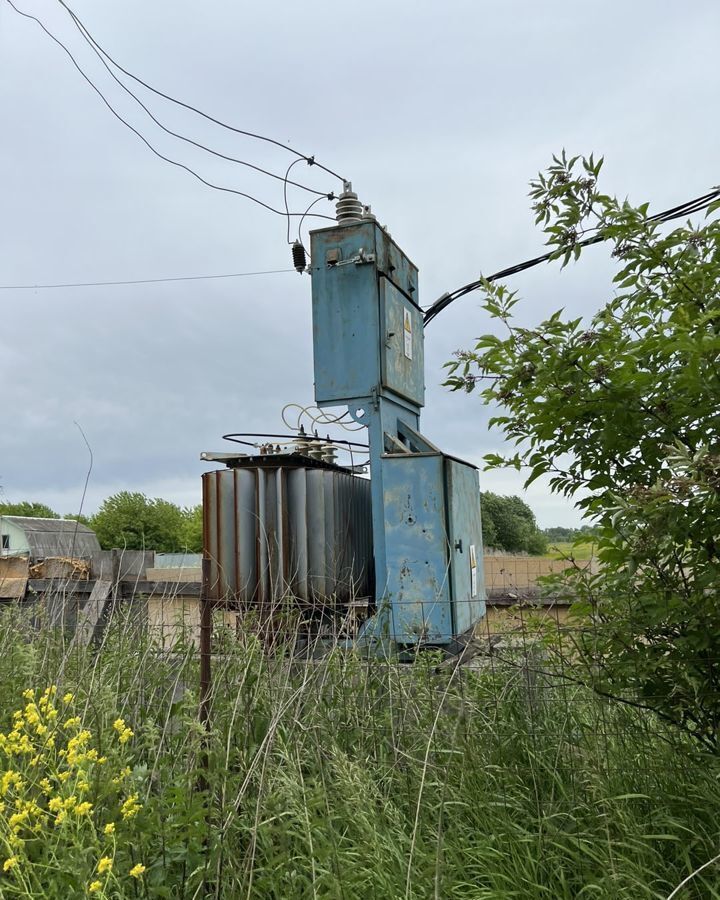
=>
[292,240,307,273]
[336,182,363,225]
[308,439,324,460]
[294,426,310,455]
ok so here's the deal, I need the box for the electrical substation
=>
[202,184,486,650]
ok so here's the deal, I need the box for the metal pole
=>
[199,555,212,731]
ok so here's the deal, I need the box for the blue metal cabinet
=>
[382,453,451,642]
[445,459,486,633]
[309,215,486,647]
[311,222,424,408]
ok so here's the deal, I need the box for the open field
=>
[0,604,718,898]
[545,540,597,561]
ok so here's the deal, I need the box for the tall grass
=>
[0,600,718,898]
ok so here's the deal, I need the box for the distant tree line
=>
[542,524,599,543]
[3,492,586,557]
[0,494,203,553]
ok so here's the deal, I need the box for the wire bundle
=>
[5,0,345,232]
[422,187,720,326]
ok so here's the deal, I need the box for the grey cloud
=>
[1,0,718,525]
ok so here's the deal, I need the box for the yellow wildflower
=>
[8,809,30,830]
[88,880,102,893]
[120,793,141,820]
[63,693,74,704]
[23,704,39,726]
[22,689,34,701]
[58,771,71,782]
[118,727,133,745]
[48,797,62,812]
[55,809,67,826]
[111,766,131,786]
[75,801,92,816]
[39,778,52,794]
[97,757,107,765]
[35,723,47,737]
[64,717,81,729]
[112,718,126,732]
[97,856,112,874]
[103,822,115,836]
[63,796,77,810]
[3,856,18,872]
[1,771,22,795]
[129,863,146,878]
[46,707,58,721]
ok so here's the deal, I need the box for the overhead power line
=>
[57,0,346,185]
[61,3,332,199]
[5,0,337,221]
[0,268,295,291]
[423,186,720,326]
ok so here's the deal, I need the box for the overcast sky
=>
[1,0,718,526]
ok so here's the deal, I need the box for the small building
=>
[0,516,100,559]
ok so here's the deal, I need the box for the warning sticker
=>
[403,308,413,360]
[469,544,478,597]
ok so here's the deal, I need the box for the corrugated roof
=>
[0,516,101,558]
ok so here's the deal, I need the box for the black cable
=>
[284,158,307,244]
[65,8,331,200]
[57,0,347,184]
[297,195,332,260]
[423,186,720,325]
[223,433,369,449]
[0,268,295,290]
[6,0,336,221]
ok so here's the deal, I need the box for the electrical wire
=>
[296,195,334,261]
[64,8,333,201]
[284,159,308,244]
[5,0,336,221]
[57,0,347,184]
[0,268,295,291]
[422,186,720,325]
[281,404,366,433]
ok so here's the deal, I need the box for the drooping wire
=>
[57,0,347,184]
[296,196,334,261]
[0,268,295,291]
[64,8,333,200]
[5,0,336,221]
[423,186,720,325]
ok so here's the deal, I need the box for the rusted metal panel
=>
[202,463,372,605]
[0,555,29,600]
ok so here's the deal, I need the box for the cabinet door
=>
[382,453,451,643]
[445,459,486,634]
[380,280,425,407]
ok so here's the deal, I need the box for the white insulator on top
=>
[321,442,337,465]
[336,181,364,225]
[308,440,324,460]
